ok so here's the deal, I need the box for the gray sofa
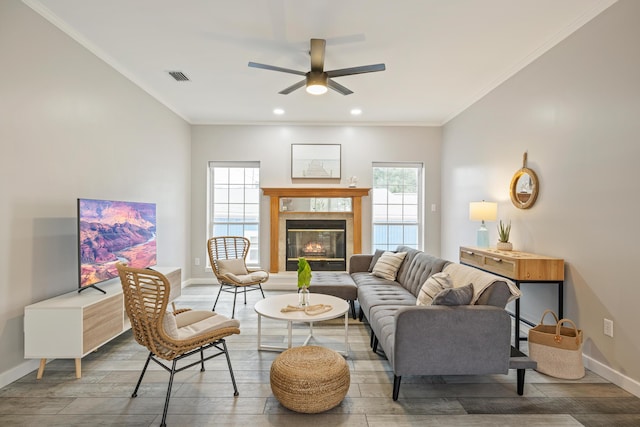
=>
[349,246,518,400]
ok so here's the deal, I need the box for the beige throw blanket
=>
[443,263,521,304]
[280,304,333,316]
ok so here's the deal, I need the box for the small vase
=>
[298,286,310,307]
[497,241,513,251]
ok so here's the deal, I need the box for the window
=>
[208,162,260,265]
[372,163,423,251]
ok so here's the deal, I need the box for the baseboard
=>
[0,359,40,389]
[583,355,640,398]
[183,278,216,287]
[516,322,640,398]
[184,274,298,291]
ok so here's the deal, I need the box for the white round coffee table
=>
[254,293,349,356]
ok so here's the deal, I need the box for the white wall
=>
[0,0,191,386]
[190,125,442,278]
[442,0,640,391]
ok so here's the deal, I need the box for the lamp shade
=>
[469,201,497,222]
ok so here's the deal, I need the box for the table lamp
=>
[469,201,497,248]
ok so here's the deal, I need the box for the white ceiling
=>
[25,0,616,126]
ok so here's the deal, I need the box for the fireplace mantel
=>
[262,187,371,273]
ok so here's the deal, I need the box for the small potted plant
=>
[297,257,312,306]
[497,220,513,251]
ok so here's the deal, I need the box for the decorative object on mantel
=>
[497,220,513,251]
[348,176,358,188]
[297,257,312,307]
[510,151,539,209]
[469,201,497,248]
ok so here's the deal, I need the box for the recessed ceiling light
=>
[273,108,285,115]
[350,108,362,116]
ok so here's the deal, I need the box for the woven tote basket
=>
[528,309,584,379]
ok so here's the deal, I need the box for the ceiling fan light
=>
[306,84,328,95]
[306,72,328,95]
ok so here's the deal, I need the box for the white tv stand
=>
[24,266,181,379]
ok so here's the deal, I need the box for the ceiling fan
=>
[248,38,385,95]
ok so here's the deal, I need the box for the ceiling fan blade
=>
[327,78,353,96]
[310,38,326,72]
[326,63,386,78]
[278,79,306,95]
[248,61,306,76]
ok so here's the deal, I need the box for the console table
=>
[459,246,564,350]
[24,266,181,379]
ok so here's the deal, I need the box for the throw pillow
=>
[416,272,453,306]
[217,258,248,276]
[432,283,474,306]
[371,251,407,281]
[368,249,386,272]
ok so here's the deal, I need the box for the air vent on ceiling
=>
[168,71,190,81]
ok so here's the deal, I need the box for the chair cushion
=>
[416,272,452,306]
[371,251,407,281]
[226,270,268,284]
[217,258,248,275]
[163,310,240,340]
[162,311,180,339]
[432,283,474,306]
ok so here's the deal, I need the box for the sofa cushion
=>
[369,304,406,365]
[432,283,474,306]
[475,281,513,307]
[309,271,358,301]
[416,272,452,306]
[394,246,423,287]
[351,271,398,287]
[357,284,417,320]
[397,250,450,297]
[371,251,407,281]
[368,249,386,272]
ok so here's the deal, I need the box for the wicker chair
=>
[207,236,268,318]
[116,263,240,427]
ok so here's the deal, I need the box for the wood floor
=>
[2,283,640,426]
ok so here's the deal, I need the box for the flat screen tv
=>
[77,198,156,293]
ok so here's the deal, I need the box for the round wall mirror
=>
[510,167,538,209]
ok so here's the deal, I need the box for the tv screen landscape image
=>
[78,198,157,290]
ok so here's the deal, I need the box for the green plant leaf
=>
[297,257,312,288]
[497,220,511,242]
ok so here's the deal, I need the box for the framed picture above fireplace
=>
[291,144,341,179]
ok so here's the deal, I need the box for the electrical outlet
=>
[194,257,200,266]
[604,318,614,337]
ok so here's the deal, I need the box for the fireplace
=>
[286,220,346,271]
[262,187,370,272]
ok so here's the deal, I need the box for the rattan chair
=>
[116,263,240,427]
[207,236,268,318]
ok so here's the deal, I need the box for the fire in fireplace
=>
[286,219,346,271]
[302,241,326,256]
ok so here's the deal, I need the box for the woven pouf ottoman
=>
[270,345,350,413]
